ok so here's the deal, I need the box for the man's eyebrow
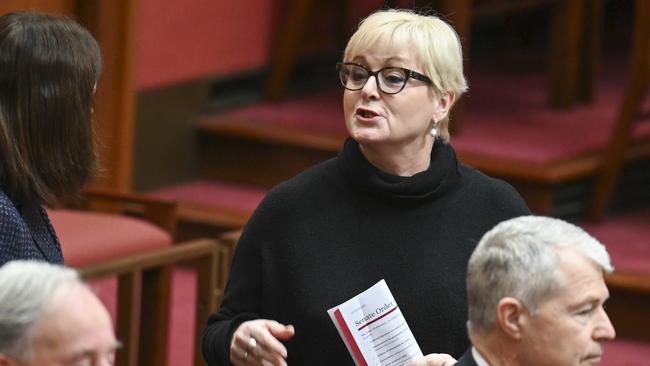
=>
[568,295,606,310]
[74,340,123,359]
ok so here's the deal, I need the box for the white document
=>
[328,279,423,366]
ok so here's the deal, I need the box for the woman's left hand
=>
[408,353,457,366]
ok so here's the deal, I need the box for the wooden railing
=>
[78,238,229,366]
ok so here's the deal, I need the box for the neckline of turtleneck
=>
[337,138,461,203]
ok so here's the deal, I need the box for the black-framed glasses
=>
[337,62,433,94]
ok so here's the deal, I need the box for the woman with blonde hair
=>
[203,9,529,366]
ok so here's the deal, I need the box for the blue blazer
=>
[0,190,63,265]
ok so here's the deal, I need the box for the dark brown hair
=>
[0,11,101,206]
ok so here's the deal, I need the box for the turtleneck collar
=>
[337,138,461,203]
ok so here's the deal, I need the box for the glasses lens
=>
[378,68,407,94]
[340,64,368,90]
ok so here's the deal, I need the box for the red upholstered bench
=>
[50,208,172,266]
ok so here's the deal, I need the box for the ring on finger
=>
[247,336,257,356]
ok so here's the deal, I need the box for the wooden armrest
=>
[606,271,650,293]
[77,238,229,366]
[77,188,177,239]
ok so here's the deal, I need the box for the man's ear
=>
[496,297,525,339]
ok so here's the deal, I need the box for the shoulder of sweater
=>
[0,193,25,236]
[458,164,530,209]
[267,158,338,197]
[0,191,18,216]
[250,158,338,212]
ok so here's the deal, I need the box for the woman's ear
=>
[432,91,456,122]
[496,297,525,340]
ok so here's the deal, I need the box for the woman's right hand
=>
[230,319,295,366]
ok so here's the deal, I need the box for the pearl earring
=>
[430,121,438,137]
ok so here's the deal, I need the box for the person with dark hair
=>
[0,10,101,264]
[203,9,530,366]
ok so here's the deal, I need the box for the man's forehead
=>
[546,248,609,305]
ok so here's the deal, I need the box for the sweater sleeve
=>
[202,193,278,366]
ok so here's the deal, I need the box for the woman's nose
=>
[360,75,380,99]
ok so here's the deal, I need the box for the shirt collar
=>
[472,346,492,366]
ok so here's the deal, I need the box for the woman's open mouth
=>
[356,108,379,119]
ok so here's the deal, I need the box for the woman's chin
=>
[348,128,386,145]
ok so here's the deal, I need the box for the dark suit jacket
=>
[0,190,63,265]
[454,348,479,366]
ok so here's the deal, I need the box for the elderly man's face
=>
[26,284,119,366]
[519,248,616,366]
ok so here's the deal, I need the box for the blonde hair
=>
[343,9,468,142]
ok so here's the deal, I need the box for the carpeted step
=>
[582,208,650,275]
[581,208,650,344]
[197,64,650,215]
[150,179,267,232]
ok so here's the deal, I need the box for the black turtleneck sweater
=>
[203,139,530,365]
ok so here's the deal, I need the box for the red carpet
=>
[220,66,650,165]
[581,208,650,275]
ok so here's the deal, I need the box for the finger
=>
[229,347,249,365]
[249,332,289,364]
[407,358,425,366]
[265,321,295,340]
[248,344,287,366]
[261,358,282,366]
[422,353,456,366]
[253,327,290,358]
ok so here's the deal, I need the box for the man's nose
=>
[594,306,616,341]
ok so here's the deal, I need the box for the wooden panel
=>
[78,0,140,191]
[192,251,222,366]
[0,0,74,14]
[116,272,142,366]
[139,266,172,366]
[588,0,650,221]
